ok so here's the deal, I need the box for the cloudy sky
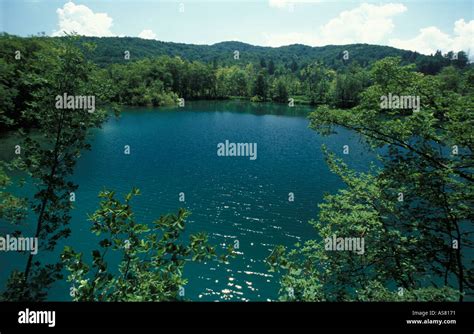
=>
[1,0,473,57]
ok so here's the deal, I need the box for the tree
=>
[268,153,462,301]
[229,67,249,97]
[451,51,469,69]
[289,59,298,73]
[437,66,461,92]
[301,62,334,105]
[0,35,51,131]
[0,166,27,225]
[268,59,275,75]
[2,35,109,301]
[269,57,474,301]
[252,71,267,100]
[62,188,234,301]
[272,78,289,103]
[331,64,369,108]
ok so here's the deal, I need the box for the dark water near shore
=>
[0,100,375,301]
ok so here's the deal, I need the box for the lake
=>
[0,100,375,301]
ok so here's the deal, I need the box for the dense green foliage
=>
[62,188,233,301]
[69,36,465,72]
[268,58,474,301]
[1,35,109,301]
[1,33,469,126]
[0,166,27,225]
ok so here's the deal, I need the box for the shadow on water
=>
[126,99,315,117]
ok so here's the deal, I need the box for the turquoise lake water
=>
[0,100,375,301]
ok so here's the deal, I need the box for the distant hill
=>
[74,36,429,69]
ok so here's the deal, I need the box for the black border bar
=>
[0,302,472,331]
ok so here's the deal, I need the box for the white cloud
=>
[138,29,157,40]
[264,2,407,46]
[264,2,473,59]
[389,19,474,57]
[52,2,114,37]
[319,3,406,44]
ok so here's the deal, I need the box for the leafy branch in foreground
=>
[1,34,110,301]
[62,188,234,301]
[268,57,473,302]
[267,152,463,301]
[0,165,27,225]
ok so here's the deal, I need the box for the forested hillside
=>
[2,33,470,72]
[73,36,469,74]
[2,33,470,128]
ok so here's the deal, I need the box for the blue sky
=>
[1,0,473,56]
